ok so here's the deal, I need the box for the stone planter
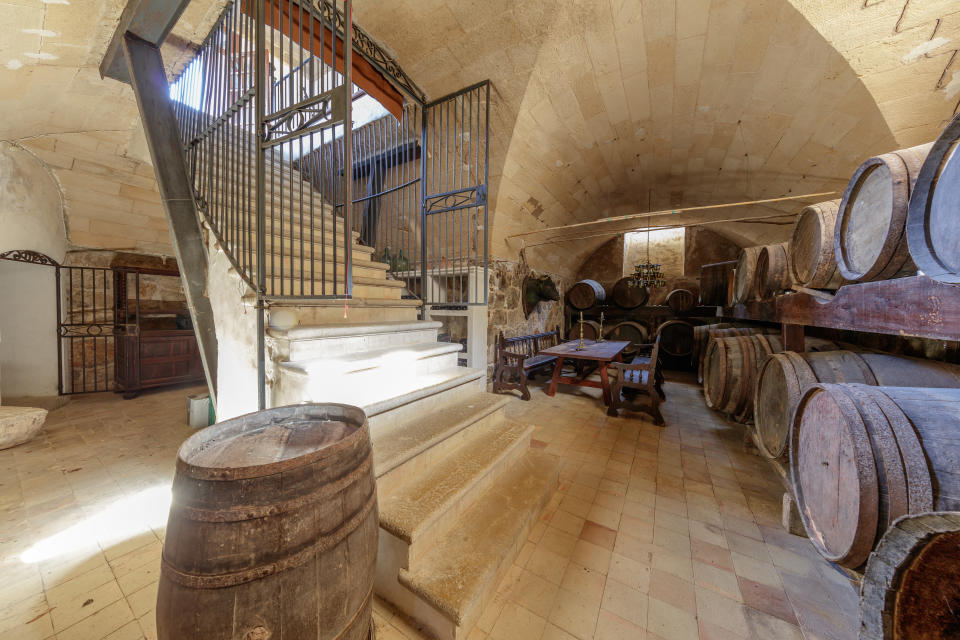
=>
[0,407,48,450]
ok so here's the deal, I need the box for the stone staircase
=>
[195,146,559,639]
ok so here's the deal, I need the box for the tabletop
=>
[539,339,631,362]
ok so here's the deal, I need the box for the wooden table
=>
[539,340,631,416]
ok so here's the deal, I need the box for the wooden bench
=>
[609,335,666,425]
[493,326,562,401]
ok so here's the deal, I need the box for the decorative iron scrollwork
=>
[264,93,338,141]
[0,250,59,267]
[310,0,427,104]
[59,324,118,338]
[424,186,486,215]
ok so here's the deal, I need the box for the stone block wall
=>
[486,259,572,380]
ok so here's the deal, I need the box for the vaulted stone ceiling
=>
[1,0,958,277]
[353,0,960,276]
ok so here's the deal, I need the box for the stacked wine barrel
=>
[656,320,695,358]
[692,325,777,384]
[567,319,602,340]
[834,143,931,283]
[701,334,836,422]
[567,279,606,310]
[605,321,648,350]
[698,261,736,306]
[665,288,696,313]
[754,242,792,299]
[860,511,960,640]
[610,277,649,308]
[732,246,764,303]
[754,351,960,461]
[790,200,843,289]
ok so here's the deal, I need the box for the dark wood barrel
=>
[702,335,835,421]
[656,320,695,358]
[835,143,932,282]
[754,242,792,299]
[157,404,378,640]
[567,319,602,341]
[699,261,737,306]
[665,289,696,313]
[907,113,960,284]
[860,511,960,640]
[567,279,606,310]
[790,200,843,289]
[732,246,763,303]
[611,277,649,309]
[693,323,733,377]
[790,385,960,568]
[605,321,649,349]
[754,351,960,461]
[695,326,774,384]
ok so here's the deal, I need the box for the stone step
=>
[252,259,388,281]
[385,451,559,640]
[0,406,48,450]
[268,320,442,361]
[371,392,510,496]
[379,419,532,568]
[263,275,403,299]
[268,298,422,325]
[282,340,461,378]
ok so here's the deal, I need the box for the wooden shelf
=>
[721,276,960,342]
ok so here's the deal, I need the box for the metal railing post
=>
[256,0,267,410]
[343,0,353,298]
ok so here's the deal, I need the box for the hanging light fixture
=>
[630,216,666,288]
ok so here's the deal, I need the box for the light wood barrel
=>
[656,320,695,358]
[790,200,843,289]
[158,404,378,640]
[567,279,606,310]
[907,113,960,284]
[732,246,763,303]
[695,326,774,384]
[860,511,960,640]
[611,277,649,309]
[605,321,649,349]
[790,385,960,568]
[755,242,792,299]
[567,320,602,341]
[755,351,960,461]
[698,261,737,306]
[693,323,733,377]
[703,335,835,421]
[835,143,932,282]
[666,288,696,313]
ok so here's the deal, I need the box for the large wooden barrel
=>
[605,321,648,350]
[754,242,792,299]
[610,277,649,309]
[698,261,737,306]
[790,385,960,568]
[860,511,960,640]
[695,326,774,384]
[790,200,843,289]
[656,320,695,358]
[732,246,763,303]
[702,335,835,421]
[567,319,602,341]
[693,323,733,374]
[907,113,960,284]
[567,279,605,310]
[665,288,696,313]
[157,404,378,640]
[755,351,960,461]
[834,143,932,282]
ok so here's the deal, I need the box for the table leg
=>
[546,357,564,397]
[599,362,612,407]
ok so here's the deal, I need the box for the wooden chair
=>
[608,335,666,425]
[493,326,562,401]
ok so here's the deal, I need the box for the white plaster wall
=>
[0,261,59,398]
[0,142,66,261]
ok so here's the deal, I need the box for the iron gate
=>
[57,264,122,394]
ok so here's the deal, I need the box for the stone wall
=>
[486,259,573,379]
[576,235,625,289]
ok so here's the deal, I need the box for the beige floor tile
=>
[490,602,547,640]
[600,577,648,628]
[646,597,699,640]
[528,546,570,585]
[695,586,749,637]
[511,569,560,619]
[541,621,579,640]
[587,504,621,531]
[571,539,612,574]
[560,563,606,607]
[692,561,741,602]
[607,553,651,593]
[57,598,135,640]
[594,609,646,640]
[730,552,781,589]
[549,587,600,640]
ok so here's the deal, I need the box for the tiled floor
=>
[0,374,859,640]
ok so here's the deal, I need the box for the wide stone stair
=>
[267,321,559,640]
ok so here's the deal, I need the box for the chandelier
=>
[630,218,666,288]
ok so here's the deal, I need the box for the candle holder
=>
[577,311,585,351]
[597,311,605,342]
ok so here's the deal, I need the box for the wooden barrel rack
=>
[157,404,378,640]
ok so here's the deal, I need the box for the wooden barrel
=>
[695,325,773,384]
[860,511,960,640]
[567,279,605,310]
[834,143,932,282]
[907,113,960,284]
[754,242,792,299]
[698,261,737,306]
[755,351,960,461]
[732,246,763,303]
[605,321,648,349]
[693,323,733,372]
[790,200,843,289]
[702,335,835,420]
[157,404,378,640]
[567,319,601,341]
[665,288,696,313]
[791,384,960,568]
[610,277,649,309]
[656,320,695,358]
